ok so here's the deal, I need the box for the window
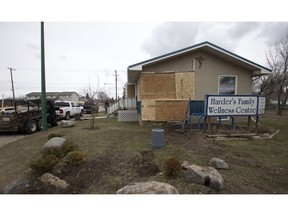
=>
[218,75,237,95]
[218,75,237,121]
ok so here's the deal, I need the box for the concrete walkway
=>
[0,133,26,148]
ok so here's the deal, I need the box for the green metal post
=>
[41,22,48,131]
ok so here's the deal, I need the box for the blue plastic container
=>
[151,128,165,148]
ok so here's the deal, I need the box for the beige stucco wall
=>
[142,50,253,100]
[194,51,252,99]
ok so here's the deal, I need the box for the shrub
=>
[63,151,85,165]
[41,140,79,159]
[47,132,63,140]
[29,154,59,174]
[61,140,79,156]
[163,157,182,178]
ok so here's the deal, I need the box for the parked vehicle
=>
[83,100,99,114]
[0,100,57,134]
[54,100,83,120]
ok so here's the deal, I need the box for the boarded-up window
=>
[141,99,155,121]
[175,72,195,99]
[155,99,189,121]
[139,73,175,99]
[127,84,135,98]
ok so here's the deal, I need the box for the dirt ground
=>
[21,120,284,194]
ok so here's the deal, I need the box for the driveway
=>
[0,133,26,148]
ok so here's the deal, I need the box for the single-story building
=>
[26,91,80,103]
[126,41,271,122]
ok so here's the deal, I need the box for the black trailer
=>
[0,100,57,134]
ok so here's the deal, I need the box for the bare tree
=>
[266,34,288,115]
[82,76,104,129]
[97,90,109,102]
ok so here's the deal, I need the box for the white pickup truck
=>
[54,101,83,120]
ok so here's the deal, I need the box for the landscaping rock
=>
[42,137,66,149]
[117,181,179,194]
[185,164,224,191]
[40,173,69,189]
[3,178,29,194]
[208,157,229,169]
[60,120,76,128]
[181,160,190,170]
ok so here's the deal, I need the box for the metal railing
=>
[107,98,137,114]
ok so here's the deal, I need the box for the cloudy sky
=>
[1,1,288,99]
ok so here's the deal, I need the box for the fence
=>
[107,98,137,114]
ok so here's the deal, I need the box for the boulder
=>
[42,137,66,149]
[117,181,179,194]
[39,173,69,189]
[60,120,75,128]
[3,178,29,194]
[185,164,224,191]
[181,160,190,170]
[208,157,229,169]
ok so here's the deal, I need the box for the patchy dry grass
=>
[0,110,287,194]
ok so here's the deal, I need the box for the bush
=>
[61,140,79,156]
[63,151,85,165]
[47,132,63,140]
[163,157,182,178]
[30,140,81,173]
[29,154,59,174]
[41,140,79,159]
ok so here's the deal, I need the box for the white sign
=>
[206,95,265,116]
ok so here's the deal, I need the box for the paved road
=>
[0,112,107,148]
[0,132,26,148]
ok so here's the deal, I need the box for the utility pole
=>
[41,21,48,131]
[8,67,16,101]
[114,70,119,101]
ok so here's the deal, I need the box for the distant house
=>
[26,91,80,103]
[126,41,271,122]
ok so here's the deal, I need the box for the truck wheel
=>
[25,120,38,134]
[65,112,70,120]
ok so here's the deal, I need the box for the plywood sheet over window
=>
[141,99,155,121]
[139,72,175,99]
[175,72,195,99]
[155,99,190,121]
[127,84,135,98]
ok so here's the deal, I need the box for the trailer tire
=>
[39,119,43,131]
[25,120,38,134]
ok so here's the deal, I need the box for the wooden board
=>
[175,72,195,99]
[127,84,135,98]
[139,72,175,100]
[154,99,189,121]
[141,99,155,121]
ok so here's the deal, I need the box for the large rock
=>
[42,137,66,149]
[60,120,75,128]
[208,157,229,169]
[117,181,179,194]
[39,173,69,189]
[185,164,224,191]
[3,178,29,194]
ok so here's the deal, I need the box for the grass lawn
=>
[0,110,287,194]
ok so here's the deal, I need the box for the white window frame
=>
[218,75,238,95]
